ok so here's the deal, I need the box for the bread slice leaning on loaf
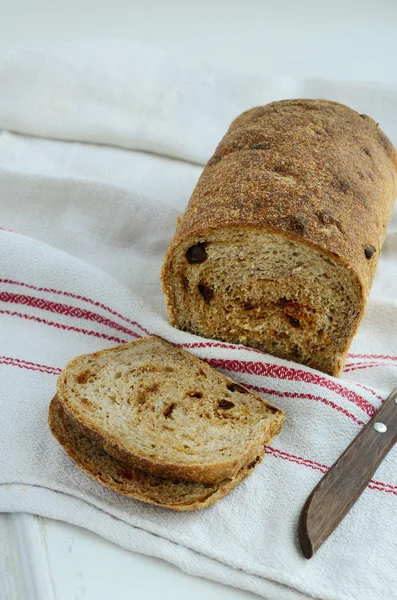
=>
[49,395,255,510]
[54,336,284,499]
[161,99,397,376]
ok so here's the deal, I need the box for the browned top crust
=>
[171,99,397,298]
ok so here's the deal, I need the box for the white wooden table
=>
[1,0,396,598]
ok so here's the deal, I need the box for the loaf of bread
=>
[161,99,397,376]
[50,336,284,509]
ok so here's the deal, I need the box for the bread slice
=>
[49,395,255,510]
[56,336,285,484]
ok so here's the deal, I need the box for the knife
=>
[298,385,397,558]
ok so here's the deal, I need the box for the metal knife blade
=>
[298,386,397,558]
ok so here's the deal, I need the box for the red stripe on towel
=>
[347,353,397,362]
[0,355,62,375]
[246,383,365,426]
[0,358,61,376]
[0,279,149,336]
[344,363,394,373]
[265,447,328,473]
[0,309,127,344]
[0,291,139,339]
[353,382,384,403]
[207,358,375,416]
[265,448,397,495]
[0,225,18,234]
[0,355,59,369]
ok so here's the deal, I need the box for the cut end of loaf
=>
[162,228,364,376]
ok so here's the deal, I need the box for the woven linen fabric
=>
[0,40,396,600]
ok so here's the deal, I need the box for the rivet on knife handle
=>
[298,386,397,559]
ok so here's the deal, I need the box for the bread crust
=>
[161,100,397,375]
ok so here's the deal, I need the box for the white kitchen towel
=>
[0,40,396,600]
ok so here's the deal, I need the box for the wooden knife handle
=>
[299,386,397,558]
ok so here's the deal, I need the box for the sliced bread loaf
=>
[56,336,285,484]
[49,395,253,510]
[161,100,397,376]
